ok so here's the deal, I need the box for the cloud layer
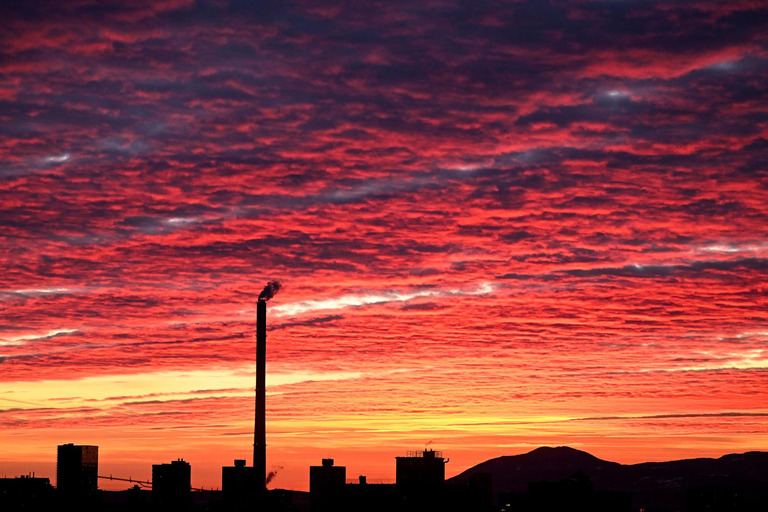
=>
[1,0,767,491]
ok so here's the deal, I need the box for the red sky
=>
[1,0,767,492]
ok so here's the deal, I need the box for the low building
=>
[152,458,191,508]
[309,458,345,512]
[0,475,55,509]
[222,459,257,509]
[395,449,446,488]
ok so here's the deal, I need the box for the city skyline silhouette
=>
[2,0,767,499]
[4,442,768,511]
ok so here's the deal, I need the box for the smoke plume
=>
[259,280,282,301]
[265,465,284,485]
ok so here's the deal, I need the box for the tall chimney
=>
[254,298,267,491]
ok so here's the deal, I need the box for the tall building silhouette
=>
[152,458,191,508]
[56,443,98,497]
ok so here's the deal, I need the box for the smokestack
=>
[254,280,279,493]
[254,298,267,492]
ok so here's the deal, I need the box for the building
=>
[309,458,346,512]
[395,449,449,511]
[395,449,446,488]
[222,459,257,509]
[0,475,55,509]
[305,451,461,512]
[57,443,98,497]
[152,458,191,508]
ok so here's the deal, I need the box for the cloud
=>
[271,283,494,317]
[560,258,768,278]
[0,329,79,347]
[1,0,767,490]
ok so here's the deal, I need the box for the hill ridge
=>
[448,446,768,510]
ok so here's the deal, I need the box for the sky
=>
[1,0,767,493]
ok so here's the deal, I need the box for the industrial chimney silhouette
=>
[254,280,279,492]
[254,298,267,492]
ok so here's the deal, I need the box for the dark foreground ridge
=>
[3,446,768,512]
[449,446,768,512]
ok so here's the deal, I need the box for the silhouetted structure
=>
[255,297,267,494]
[309,458,345,512]
[222,459,257,509]
[152,458,191,509]
[57,443,98,498]
[305,450,479,512]
[343,479,397,512]
[396,449,446,488]
[523,471,631,512]
[7,444,768,512]
[0,475,55,510]
[99,485,151,511]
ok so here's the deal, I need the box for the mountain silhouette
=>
[448,446,768,511]
[450,446,619,494]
